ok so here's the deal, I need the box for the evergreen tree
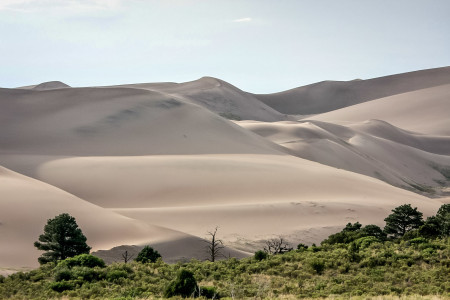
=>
[135,245,161,263]
[34,213,91,264]
[384,204,423,238]
[436,204,450,237]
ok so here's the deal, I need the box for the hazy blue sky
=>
[1,0,449,93]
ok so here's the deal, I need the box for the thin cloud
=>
[233,17,252,23]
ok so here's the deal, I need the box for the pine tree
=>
[384,204,423,238]
[34,213,91,264]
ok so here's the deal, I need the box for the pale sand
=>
[0,166,222,269]
[114,77,287,122]
[254,66,450,115]
[238,119,450,196]
[1,68,448,272]
[307,84,450,136]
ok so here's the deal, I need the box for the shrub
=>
[54,268,72,282]
[297,243,308,251]
[106,270,128,282]
[201,286,219,299]
[254,250,268,261]
[164,269,198,298]
[354,236,378,249]
[72,267,104,282]
[50,280,74,292]
[135,245,161,264]
[59,254,105,268]
[309,258,325,274]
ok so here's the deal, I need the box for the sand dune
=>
[16,81,71,90]
[1,67,448,272]
[0,166,199,269]
[115,77,287,122]
[238,120,450,196]
[308,84,450,135]
[17,154,440,249]
[254,66,450,114]
[0,87,283,157]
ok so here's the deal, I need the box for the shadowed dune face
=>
[0,87,284,156]
[116,77,287,122]
[254,66,450,115]
[238,120,450,197]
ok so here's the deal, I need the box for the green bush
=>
[164,269,198,298]
[58,254,105,268]
[106,270,128,282]
[54,267,72,282]
[135,246,161,264]
[201,286,219,299]
[309,258,325,274]
[50,280,74,292]
[254,250,268,261]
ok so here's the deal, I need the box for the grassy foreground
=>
[0,237,448,299]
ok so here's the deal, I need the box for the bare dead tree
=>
[263,237,293,255]
[121,250,135,263]
[204,226,225,262]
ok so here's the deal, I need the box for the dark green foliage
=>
[384,204,424,238]
[360,224,387,240]
[436,203,450,237]
[297,243,308,250]
[254,250,268,261]
[343,222,362,232]
[201,286,219,299]
[0,275,4,283]
[164,269,198,298]
[54,268,72,282]
[106,270,128,282]
[58,254,105,268]
[419,216,441,238]
[34,213,91,264]
[309,258,325,274]
[135,245,161,264]
[50,280,74,292]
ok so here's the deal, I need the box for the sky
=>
[0,0,449,93]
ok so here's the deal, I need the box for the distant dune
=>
[239,120,450,196]
[308,84,450,135]
[116,77,287,122]
[1,67,449,272]
[253,66,450,114]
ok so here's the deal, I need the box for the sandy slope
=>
[308,84,450,136]
[254,66,450,114]
[115,77,287,122]
[0,166,250,272]
[238,120,450,196]
[0,166,192,268]
[19,154,441,250]
[0,87,283,157]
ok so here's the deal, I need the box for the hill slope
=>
[254,66,450,115]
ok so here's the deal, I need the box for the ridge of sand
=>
[307,84,450,135]
[0,166,248,271]
[254,66,450,114]
[0,86,284,157]
[238,120,450,196]
[111,77,287,122]
[13,154,441,248]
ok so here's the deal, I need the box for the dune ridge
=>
[253,66,450,114]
